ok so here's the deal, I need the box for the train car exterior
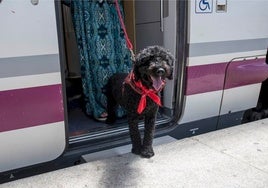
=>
[0,0,267,182]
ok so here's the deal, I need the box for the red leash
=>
[114,0,135,61]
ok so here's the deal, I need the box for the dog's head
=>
[133,46,174,90]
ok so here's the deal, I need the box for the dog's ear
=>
[158,47,174,80]
[133,47,154,81]
[166,66,173,80]
[160,47,174,67]
[134,49,152,67]
[133,64,141,81]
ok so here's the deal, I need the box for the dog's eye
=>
[150,62,156,67]
[161,61,167,65]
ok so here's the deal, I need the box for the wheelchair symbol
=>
[196,0,212,13]
[199,0,210,11]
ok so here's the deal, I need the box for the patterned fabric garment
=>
[71,0,132,118]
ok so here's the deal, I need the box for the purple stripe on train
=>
[0,84,64,133]
[186,62,227,95]
[186,58,268,95]
[0,58,267,132]
[224,58,268,89]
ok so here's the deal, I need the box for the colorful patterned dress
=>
[70,0,132,119]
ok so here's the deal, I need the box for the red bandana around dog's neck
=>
[124,71,165,114]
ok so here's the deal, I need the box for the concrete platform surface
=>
[1,119,268,188]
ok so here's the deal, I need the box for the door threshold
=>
[81,136,176,162]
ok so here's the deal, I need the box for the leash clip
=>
[130,49,135,62]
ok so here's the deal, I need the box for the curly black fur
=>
[105,46,174,158]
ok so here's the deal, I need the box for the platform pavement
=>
[1,118,268,188]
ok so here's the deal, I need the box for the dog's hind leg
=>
[141,114,156,158]
[128,115,142,155]
[106,94,117,124]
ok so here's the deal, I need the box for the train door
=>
[62,0,178,142]
[0,1,66,172]
[218,55,268,129]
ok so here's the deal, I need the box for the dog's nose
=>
[156,68,165,76]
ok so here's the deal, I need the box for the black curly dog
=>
[105,46,174,158]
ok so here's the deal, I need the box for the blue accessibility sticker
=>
[195,0,213,13]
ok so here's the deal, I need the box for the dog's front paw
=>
[131,147,141,155]
[141,146,155,158]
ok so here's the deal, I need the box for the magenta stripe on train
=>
[186,58,268,95]
[224,58,268,89]
[186,62,226,95]
[0,84,64,133]
[0,58,267,132]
